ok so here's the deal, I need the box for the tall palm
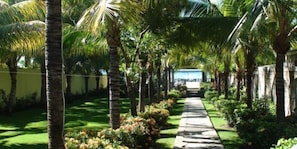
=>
[77,0,143,129]
[45,0,65,148]
[235,0,297,118]
[0,0,45,114]
[266,0,297,119]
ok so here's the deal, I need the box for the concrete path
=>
[173,97,224,149]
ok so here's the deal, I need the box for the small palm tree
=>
[0,0,45,114]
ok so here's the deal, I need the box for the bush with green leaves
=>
[213,99,245,127]
[139,105,170,128]
[167,89,181,100]
[175,85,187,97]
[272,137,297,149]
[152,99,174,113]
[65,99,174,148]
[237,115,297,149]
[204,90,218,101]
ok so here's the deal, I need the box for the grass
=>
[156,99,185,148]
[202,99,244,149]
[0,97,131,149]
[0,97,184,149]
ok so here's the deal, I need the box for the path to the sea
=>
[173,97,224,149]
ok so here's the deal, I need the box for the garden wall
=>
[0,68,107,99]
[255,65,297,116]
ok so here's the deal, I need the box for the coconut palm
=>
[45,0,65,148]
[0,0,45,114]
[77,0,144,129]
[230,0,297,118]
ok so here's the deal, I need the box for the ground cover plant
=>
[0,90,183,149]
[64,91,182,149]
[202,99,244,149]
[156,99,185,148]
[203,87,297,149]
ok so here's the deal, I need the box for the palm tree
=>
[77,0,143,129]
[231,0,297,118]
[0,0,45,114]
[45,0,65,148]
[266,0,297,119]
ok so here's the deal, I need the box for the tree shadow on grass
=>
[0,97,132,149]
[0,141,47,149]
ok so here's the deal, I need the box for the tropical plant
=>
[77,0,144,129]
[0,0,45,114]
[231,0,297,118]
[45,0,65,148]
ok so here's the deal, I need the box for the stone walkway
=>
[173,97,224,149]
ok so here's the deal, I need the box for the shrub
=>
[152,99,174,113]
[65,98,174,149]
[167,89,181,100]
[139,105,170,128]
[272,137,297,149]
[204,90,218,101]
[237,115,297,149]
[65,130,128,149]
[175,85,187,97]
[214,99,244,127]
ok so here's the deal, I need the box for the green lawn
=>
[156,99,185,148]
[202,99,244,149]
[0,97,130,149]
[0,97,184,149]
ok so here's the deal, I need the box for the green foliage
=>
[213,99,245,127]
[167,89,181,100]
[237,115,297,149]
[175,85,187,97]
[65,99,174,148]
[139,105,170,128]
[151,99,174,114]
[204,90,219,101]
[15,92,38,110]
[272,137,297,149]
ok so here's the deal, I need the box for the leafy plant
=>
[272,137,297,149]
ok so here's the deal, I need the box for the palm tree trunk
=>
[156,59,161,102]
[6,57,17,115]
[218,72,222,95]
[235,69,242,101]
[138,70,146,112]
[126,78,137,116]
[224,71,229,99]
[245,49,255,109]
[46,0,65,148]
[148,69,154,104]
[109,47,121,129]
[164,67,168,98]
[275,53,285,119]
[40,59,46,108]
[138,54,148,112]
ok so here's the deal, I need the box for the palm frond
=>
[0,0,9,9]
[170,17,238,47]
[63,25,108,57]
[0,0,45,25]
[77,0,121,32]
[0,20,45,53]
